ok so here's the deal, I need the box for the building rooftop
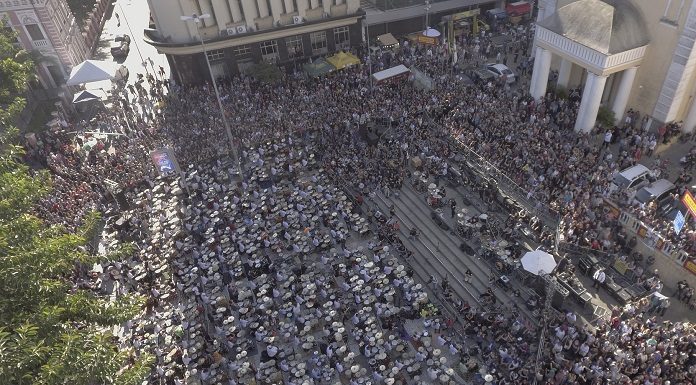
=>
[537,0,650,55]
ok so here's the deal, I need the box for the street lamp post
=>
[181,14,243,177]
[365,19,373,90]
[424,0,431,31]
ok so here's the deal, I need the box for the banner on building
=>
[681,190,696,217]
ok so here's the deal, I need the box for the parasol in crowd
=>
[521,249,557,275]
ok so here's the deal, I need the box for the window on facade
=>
[286,35,303,58]
[260,39,279,61]
[310,31,327,55]
[334,26,350,50]
[25,23,45,41]
[662,0,685,25]
[233,45,251,56]
[206,49,225,61]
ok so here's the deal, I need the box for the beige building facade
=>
[145,0,364,83]
[531,0,696,133]
[0,0,92,90]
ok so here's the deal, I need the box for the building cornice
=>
[145,13,363,55]
[535,26,647,76]
[0,0,46,11]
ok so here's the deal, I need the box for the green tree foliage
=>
[66,0,97,26]
[0,29,152,385]
[248,61,283,83]
[0,27,34,130]
[597,106,616,128]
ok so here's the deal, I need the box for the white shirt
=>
[593,270,606,283]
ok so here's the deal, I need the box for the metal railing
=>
[425,114,561,228]
[557,241,613,260]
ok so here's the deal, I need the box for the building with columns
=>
[0,0,94,90]
[531,0,696,133]
[362,0,501,39]
[144,0,365,83]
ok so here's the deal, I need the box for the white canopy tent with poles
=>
[66,60,124,86]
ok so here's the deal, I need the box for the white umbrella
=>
[66,60,121,86]
[423,27,441,37]
[520,249,557,275]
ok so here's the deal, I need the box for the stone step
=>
[391,187,494,295]
[377,183,537,323]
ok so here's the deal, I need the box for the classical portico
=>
[529,0,650,133]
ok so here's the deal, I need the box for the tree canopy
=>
[66,0,98,27]
[0,29,152,385]
[0,24,33,130]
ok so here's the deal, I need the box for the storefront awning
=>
[326,51,361,70]
[377,33,399,47]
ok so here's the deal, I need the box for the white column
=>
[574,72,593,131]
[611,66,638,124]
[530,47,552,100]
[180,0,199,40]
[284,0,294,13]
[575,72,608,133]
[270,0,283,21]
[257,0,270,17]
[557,58,572,89]
[212,0,232,29]
[229,0,244,23]
[198,0,216,27]
[683,94,696,133]
[533,0,556,57]
[297,0,308,17]
[241,0,259,27]
[322,0,332,13]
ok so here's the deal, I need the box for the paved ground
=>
[90,0,170,96]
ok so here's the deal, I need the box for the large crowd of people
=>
[22,20,696,385]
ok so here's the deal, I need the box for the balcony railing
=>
[32,39,50,49]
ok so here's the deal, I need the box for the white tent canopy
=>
[66,60,121,86]
[372,65,410,83]
[521,249,557,276]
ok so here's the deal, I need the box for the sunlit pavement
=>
[89,0,170,96]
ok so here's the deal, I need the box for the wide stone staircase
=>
[367,179,539,325]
